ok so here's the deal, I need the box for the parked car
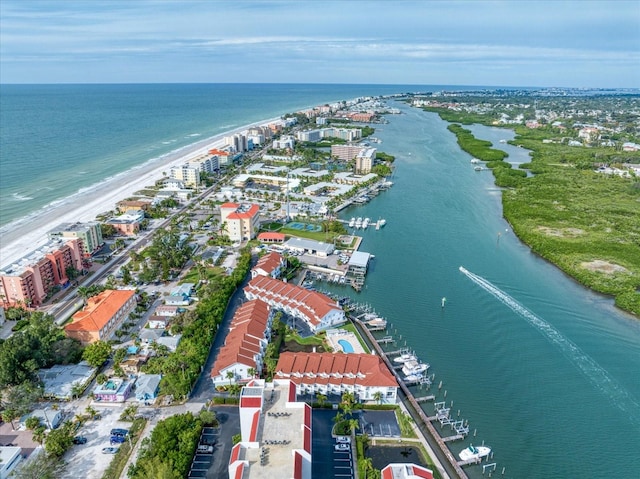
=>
[197,445,214,454]
[110,428,129,437]
[335,436,351,444]
[334,443,350,451]
[110,435,126,444]
[102,447,119,454]
[72,436,87,445]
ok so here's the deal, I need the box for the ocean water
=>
[2,84,639,478]
[0,83,437,229]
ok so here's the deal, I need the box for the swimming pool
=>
[338,339,355,353]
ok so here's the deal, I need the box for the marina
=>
[345,303,497,478]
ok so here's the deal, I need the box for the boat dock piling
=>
[376,336,394,344]
[352,315,473,479]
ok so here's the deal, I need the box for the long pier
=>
[352,316,470,479]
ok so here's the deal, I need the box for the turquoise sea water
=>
[0,83,435,228]
[2,85,639,477]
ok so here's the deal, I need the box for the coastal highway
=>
[49,180,222,324]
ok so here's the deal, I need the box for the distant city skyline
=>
[1,0,638,88]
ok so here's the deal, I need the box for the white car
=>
[335,436,351,444]
[334,443,350,452]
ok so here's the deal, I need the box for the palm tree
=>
[372,391,383,405]
[247,367,256,379]
[226,370,235,387]
[316,393,328,407]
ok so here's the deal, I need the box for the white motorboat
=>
[363,217,371,228]
[393,353,417,364]
[378,218,386,227]
[402,359,429,376]
[348,217,355,228]
[355,217,363,229]
[470,158,481,164]
[459,444,491,461]
[474,166,483,171]
[403,373,423,382]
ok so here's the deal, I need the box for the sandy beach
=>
[0,117,280,268]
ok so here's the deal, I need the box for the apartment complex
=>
[210,299,273,386]
[220,202,261,242]
[64,289,136,344]
[0,238,84,308]
[331,143,366,161]
[229,379,312,479]
[251,252,286,279]
[275,352,398,403]
[244,276,346,333]
[48,222,103,258]
[355,147,377,174]
[105,210,145,236]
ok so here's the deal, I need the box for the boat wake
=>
[459,266,640,423]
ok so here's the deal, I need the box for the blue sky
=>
[1,0,638,87]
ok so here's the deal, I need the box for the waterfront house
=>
[244,276,345,333]
[275,352,398,403]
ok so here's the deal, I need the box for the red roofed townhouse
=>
[275,352,398,403]
[244,276,346,333]
[228,379,312,479]
[209,148,232,167]
[381,463,434,479]
[257,232,285,244]
[210,300,273,386]
[251,252,286,279]
[220,203,261,242]
[64,289,136,344]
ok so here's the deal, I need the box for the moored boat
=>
[459,444,491,461]
[363,217,371,228]
[402,359,429,376]
[355,217,363,228]
[393,353,417,364]
[349,217,355,228]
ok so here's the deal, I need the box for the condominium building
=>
[105,210,145,236]
[170,165,200,187]
[220,203,261,242]
[0,238,84,308]
[48,222,104,257]
[210,299,273,386]
[275,352,398,403]
[228,379,312,479]
[244,276,345,333]
[251,252,286,279]
[64,289,136,344]
[331,143,365,161]
[355,147,377,174]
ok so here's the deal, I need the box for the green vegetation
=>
[128,413,200,479]
[82,340,112,368]
[0,311,82,389]
[142,248,252,398]
[9,452,66,479]
[429,107,640,317]
[396,409,418,438]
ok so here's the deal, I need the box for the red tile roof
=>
[253,252,284,276]
[244,276,341,327]
[221,203,260,220]
[257,232,286,242]
[275,352,397,388]
[210,299,270,377]
[65,290,135,333]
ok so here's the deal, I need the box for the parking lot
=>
[60,405,137,479]
[312,409,354,479]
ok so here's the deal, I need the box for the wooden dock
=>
[376,336,394,344]
[415,395,435,403]
[353,317,470,479]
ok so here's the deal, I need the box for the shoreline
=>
[0,116,281,268]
